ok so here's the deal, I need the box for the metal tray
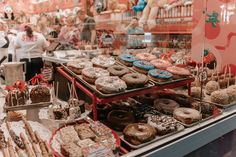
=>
[62,65,155,98]
[116,60,194,86]
[4,102,52,111]
[120,124,184,149]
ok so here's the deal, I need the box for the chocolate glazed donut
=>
[122,73,148,88]
[107,110,135,131]
[108,65,129,77]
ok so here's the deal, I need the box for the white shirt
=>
[0,31,8,63]
[14,32,48,61]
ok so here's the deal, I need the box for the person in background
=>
[125,17,144,34]
[77,10,96,44]
[58,16,80,46]
[0,20,9,63]
[125,17,144,48]
[14,24,49,81]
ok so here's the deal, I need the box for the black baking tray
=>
[116,60,194,86]
[61,64,155,98]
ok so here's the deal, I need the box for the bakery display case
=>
[1,0,236,156]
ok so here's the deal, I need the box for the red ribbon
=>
[31,74,44,85]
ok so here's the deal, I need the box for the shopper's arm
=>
[91,30,96,44]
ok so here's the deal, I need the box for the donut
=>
[211,90,229,105]
[118,54,138,67]
[136,53,157,61]
[191,87,203,98]
[91,55,115,68]
[95,76,127,93]
[107,110,135,131]
[205,81,219,95]
[154,99,180,115]
[150,59,172,70]
[96,104,112,120]
[147,115,181,136]
[133,60,155,74]
[82,67,110,84]
[123,123,156,145]
[108,65,129,77]
[166,66,191,79]
[67,58,93,74]
[137,93,158,106]
[226,87,236,103]
[122,73,148,88]
[173,107,202,124]
[148,69,173,82]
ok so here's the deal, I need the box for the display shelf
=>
[122,105,236,157]
[57,66,194,121]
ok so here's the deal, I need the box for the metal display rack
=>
[57,66,194,121]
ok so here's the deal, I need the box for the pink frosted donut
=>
[167,66,191,76]
[136,53,157,61]
[150,59,172,70]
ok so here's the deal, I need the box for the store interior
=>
[0,0,236,157]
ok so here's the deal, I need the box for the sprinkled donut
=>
[166,66,191,79]
[91,55,115,68]
[150,59,172,70]
[148,69,173,82]
[108,65,129,77]
[173,107,202,124]
[82,67,110,84]
[95,76,127,93]
[123,123,156,145]
[118,54,138,67]
[136,53,157,61]
[122,73,148,88]
[133,60,155,74]
[67,58,93,74]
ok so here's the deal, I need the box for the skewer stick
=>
[20,133,36,157]
[15,146,27,157]
[7,138,17,157]
[22,116,37,143]
[2,148,10,157]
[35,132,49,157]
[43,141,54,157]
[32,143,42,157]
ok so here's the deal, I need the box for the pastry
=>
[122,73,148,88]
[123,123,156,145]
[82,67,110,84]
[60,126,80,143]
[147,115,181,135]
[150,59,172,69]
[107,65,129,77]
[133,60,155,74]
[118,54,138,67]
[173,107,202,124]
[136,53,157,61]
[61,142,83,157]
[154,98,180,115]
[74,123,96,140]
[148,69,173,82]
[67,58,93,74]
[30,85,51,103]
[95,76,127,93]
[166,66,191,79]
[211,90,229,105]
[91,55,115,68]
